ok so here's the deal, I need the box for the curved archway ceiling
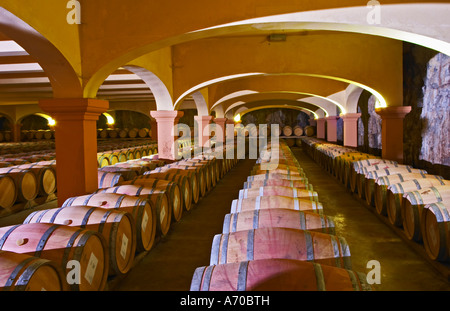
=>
[228,98,327,118]
[239,105,319,120]
[0,2,449,111]
[220,92,338,117]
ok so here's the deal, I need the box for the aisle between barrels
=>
[291,147,450,291]
[111,159,257,291]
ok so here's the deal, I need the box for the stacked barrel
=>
[301,137,450,273]
[0,160,57,216]
[0,145,240,291]
[97,128,152,140]
[190,141,372,291]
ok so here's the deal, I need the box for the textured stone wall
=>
[403,43,449,179]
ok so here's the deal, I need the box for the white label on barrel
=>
[84,252,98,285]
[120,234,129,259]
[142,211,149,231]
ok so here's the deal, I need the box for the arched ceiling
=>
[0,1,448,122]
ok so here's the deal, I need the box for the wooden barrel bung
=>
[23,206,140,274]
[0,223,109,291]
[231,195,322,214]
[222,208,335,235]
[190,258,371,291]
[0,250,66,291]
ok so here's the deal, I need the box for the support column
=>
[213,118,227,146]
[326,116,339,143]
[376,106,412,163]
[12,122,22,142]
[39,98,109,206]
[316,118,327,140]
[150,110,184,161]
[341,113,361,148]
[194,115,214,151]
[149,117,158,141]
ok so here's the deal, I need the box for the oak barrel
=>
[119,178,182,223]
[0,168,38,203]
[190,258,371,291]
[420,202,450,262]
[98,171,124,189]
[0,223,109,291]
[222,208,335,235]
[231,196,322,214]
[243,179,311,190]
[386,178,449,226]
[0,175,17,210]
[23,206,138,275]
[63,192,170,239]
[143,172,192,212]
[210,228,351,269]
[16,164,57,197]
[0,250,66,291]
[374,173,443,219]
[238,186,318,202]
[293,125,303,137]
[401,186,450,242]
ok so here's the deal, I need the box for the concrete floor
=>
[1,147,449,291]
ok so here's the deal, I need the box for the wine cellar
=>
[0,0,448,294]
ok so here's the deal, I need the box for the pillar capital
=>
[375,106,411,119]
[150,110,184,121]
[325,115,340,121]
[39,98,109,121]
[340,113,361,121]
[375,106,412,163]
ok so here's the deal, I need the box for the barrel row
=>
[190,140,372,291]
[301,137,450,265]
[97,128,152,140]
[0,131,12,142]
[0,147,241,291]
[0,160,57,214]
[20,130,55,141]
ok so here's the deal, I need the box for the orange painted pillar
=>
[149,117,158,141]
[194,116,214,151]
[150,110,184,160]
[39,98,109,206]
[375,106,412,163]
[214,118,227,145]
[326,116,339,143]
[341,113,361,148]
[316,118,327,140]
